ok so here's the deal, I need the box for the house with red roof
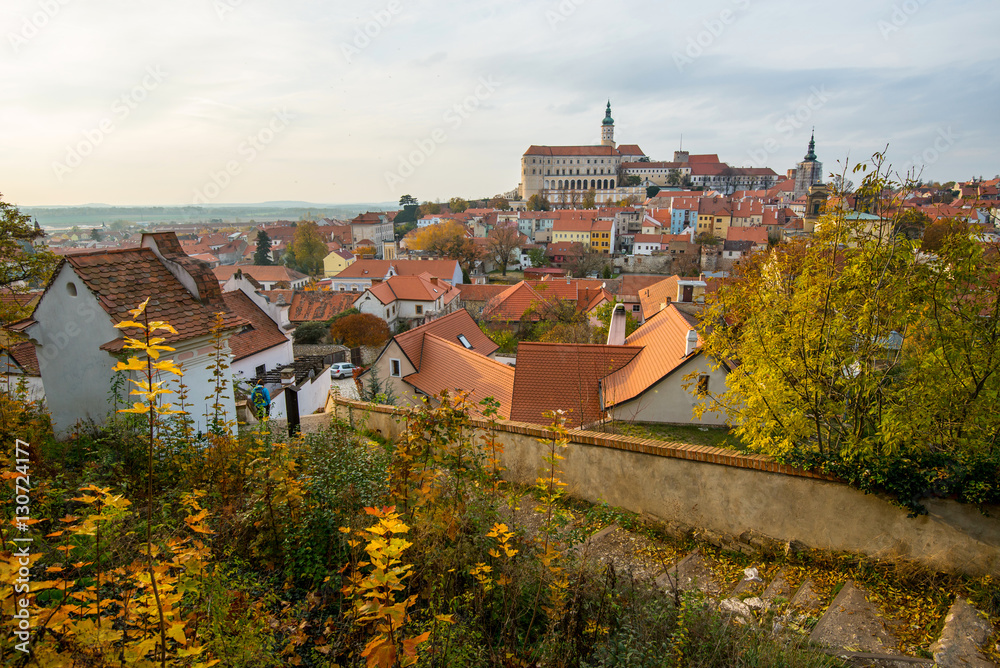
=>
[359,309,512,416]
[330,259,463,293]
[353,274,461,329]
[11,233,250,436]
[0,340,43,402]
[213,264,310,290]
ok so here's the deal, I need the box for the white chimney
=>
[684,328,698,356]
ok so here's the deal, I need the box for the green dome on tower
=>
[602,101,614,126]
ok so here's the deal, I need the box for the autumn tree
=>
[419,201,442,215]
[253,230,274,265]
[329,313,391,348]
[894,209,931,240]
[448,197,469,214]
[921,216,968,252]
[582,188,597,209]
[290,220,327,275]
[696,154,1000,512]
[527,194,550,211]
[489,195,511,211]
[486,220,522,277]
[0,194,58,323]
[568,246,607,278]
[407,220,482,277]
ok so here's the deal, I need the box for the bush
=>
[292,320,328,344]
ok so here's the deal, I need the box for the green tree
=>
[419,201,441,216]
[90,228,102,242]
[448,197,469,214]
[0,195,58,323]
[489,195,511,211]
[253,230,274,265]
[624,175,642,187]
[399,194,418,207]
[592,301,639,342]
[527,248,550,268]
[291,221,327,275]
[582,188,596,209]
[696,155,1000,511]
[526,194,550,212]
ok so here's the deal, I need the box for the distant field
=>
[22,203,392,229]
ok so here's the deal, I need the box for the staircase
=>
[508,495,998,667]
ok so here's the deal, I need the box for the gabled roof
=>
[4,340,40,376]
[221,291,290,361]
[481,281,544,321]
[511,342,641,428]
[333,259,460,281]
[602,305,701,408]
[618,275,670,298]
[288,291,357,323]
[403,334,514,418]
[213,265,309,284]
[57,236,247,348]
[394,309,498,366]
[457,284,510,302]
[638,276,680,319]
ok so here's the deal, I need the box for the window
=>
[390,359,401,377]
[632,305,640,312]
[457,334,472,349]
[696,375,710,397]
[255,364,266,377]
[415,305,423,315]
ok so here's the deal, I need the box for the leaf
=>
[114,320,146,330]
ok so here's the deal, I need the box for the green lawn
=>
[610,422,746,451]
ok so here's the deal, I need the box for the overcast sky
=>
[3,0,998,206]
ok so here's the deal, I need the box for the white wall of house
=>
[354,292,399,329]
[161,335,239,435]
[231,342,294,381]
[0,372,45,403]
[26,264,122,437]
[605,355,731,426]
[268,370,332,420]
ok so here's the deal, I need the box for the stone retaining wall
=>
[312,398,1000,577]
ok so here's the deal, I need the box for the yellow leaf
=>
[114,320,146,330]
[167,622,187,645]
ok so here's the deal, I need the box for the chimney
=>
[607,304,627,346]
[684,328,698,356]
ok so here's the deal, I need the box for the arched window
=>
[590,179,595,188]
[610,179,615,189]
[558,180,563,189]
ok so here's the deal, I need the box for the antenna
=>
[679,134,683,151]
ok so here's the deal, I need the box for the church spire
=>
[804,129,817,161]
[601,100,615,147]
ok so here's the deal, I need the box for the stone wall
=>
[313,398,1000,577]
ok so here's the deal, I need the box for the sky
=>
[3,0,999,207]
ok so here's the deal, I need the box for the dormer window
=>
[457,334,472,349]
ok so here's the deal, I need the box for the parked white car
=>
[330,362,356,379]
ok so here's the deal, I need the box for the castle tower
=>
[601,101,615,147]
[793,130,823,199]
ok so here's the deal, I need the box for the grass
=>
[607,421,747,450]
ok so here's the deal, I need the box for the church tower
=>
[601,101,615,147]
[793,130,823,199]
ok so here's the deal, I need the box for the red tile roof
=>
[288,291,357,323]
[457,284,510,302]
[221,291,290,361]
[5,340,40,375]
[638,276,680,320]
[394,309,498,365]
[213,265,309,284]
[62,237,247,349]
[602,305,701,408]
[481,281,544,322]
[511,342,641,428]
[404,334,514,418]
[333,259,460,282]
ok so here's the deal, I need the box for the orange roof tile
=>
[403,335,514,418]
[394,309,498,367]
[289,291,357,323]
[457,284,510,302]
[334,259,460,281]
[213,265,309,284]
[511,342,641,428]
[5,340,39,375]
[221,291,289,361]
[602,305,701,408]
[481,282,544,322]
[61,239,247,349]
[638,276,680,319]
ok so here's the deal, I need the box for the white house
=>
[353,274,461,329]
[330,259,463,293]
[12,232,245,436]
